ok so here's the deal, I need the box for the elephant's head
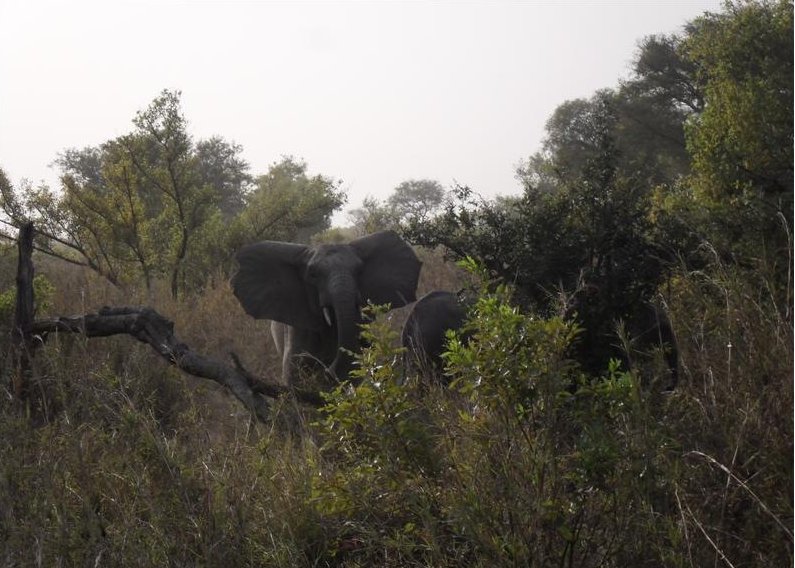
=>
[232,230,421,379]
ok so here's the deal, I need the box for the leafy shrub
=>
[309,265,692,566]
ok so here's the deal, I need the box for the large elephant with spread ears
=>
[232,230,421,385]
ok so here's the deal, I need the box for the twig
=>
[682,499,738,568]
[685,450,793,540]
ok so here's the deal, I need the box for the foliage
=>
[235,156,345,246]
[0,274,55,321]
[405,104,666,362]
[309,266,731,566]
[312,305,441,561]
[194,136,254,219]
[408,0,792,374]
[0,91,242,296]
[517,79,693,195]
[662,253,793,567]
[347,195,398,236]
[0,231,789,566]
[387,179,446,224]
[348,178,446,236]
[0,345,324,566]
[681,0,793,263]
[0,98,345,298]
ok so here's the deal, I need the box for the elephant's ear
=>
[350,230,422,308]
[232,241,322,330]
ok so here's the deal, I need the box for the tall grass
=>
[0,248,790,566]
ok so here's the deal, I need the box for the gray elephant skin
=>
[402,290,469,381]
[232,230,421,385]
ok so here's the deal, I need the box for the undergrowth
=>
[0,254,791,566]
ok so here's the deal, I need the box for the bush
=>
[308,266,700,566]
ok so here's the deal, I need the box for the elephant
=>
[232,230,422,386]
[401,290,469,382]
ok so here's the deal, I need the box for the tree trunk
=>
[12,222,35,400]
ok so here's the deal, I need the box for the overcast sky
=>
[1,0,721,225]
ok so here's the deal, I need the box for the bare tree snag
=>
[12,222,35,399]
[12,223,327,423]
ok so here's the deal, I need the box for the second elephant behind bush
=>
[401,290,469,381]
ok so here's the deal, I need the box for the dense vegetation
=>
[0,1,791,566]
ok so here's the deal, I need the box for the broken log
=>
[30,308,328,416]
[30,307,273,421]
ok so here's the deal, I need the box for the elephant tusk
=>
[322,307,333,327]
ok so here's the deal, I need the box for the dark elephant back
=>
[402,290,468,380]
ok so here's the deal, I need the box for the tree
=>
[410,98,662,308]
[518,27,711,199]
[682,0,793,261]
[406,97,667,376]
[348,179,446,236]
[387,179,445,224]
[127,90,221,298]
[194,136,254,219]
[347,196,397,236]
[627,33,703,114]
[518,86,693,196]
[0,90,252,297]
[236,156,345,245]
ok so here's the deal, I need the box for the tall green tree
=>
[348,179,446,235]
[0,90,252,297]
[236,156,345,245]
[682,0,793,261]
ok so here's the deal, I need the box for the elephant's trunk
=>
[327,274,361,381]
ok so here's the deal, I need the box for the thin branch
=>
[685,450,793,540]
[682,499,738,568]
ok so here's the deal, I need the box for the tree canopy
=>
[348,178,446,236]
[0,91,345,296]
[405,0,792,370]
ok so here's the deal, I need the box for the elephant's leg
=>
[272,322,329,386]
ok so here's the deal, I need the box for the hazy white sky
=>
[1,0,721,224]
